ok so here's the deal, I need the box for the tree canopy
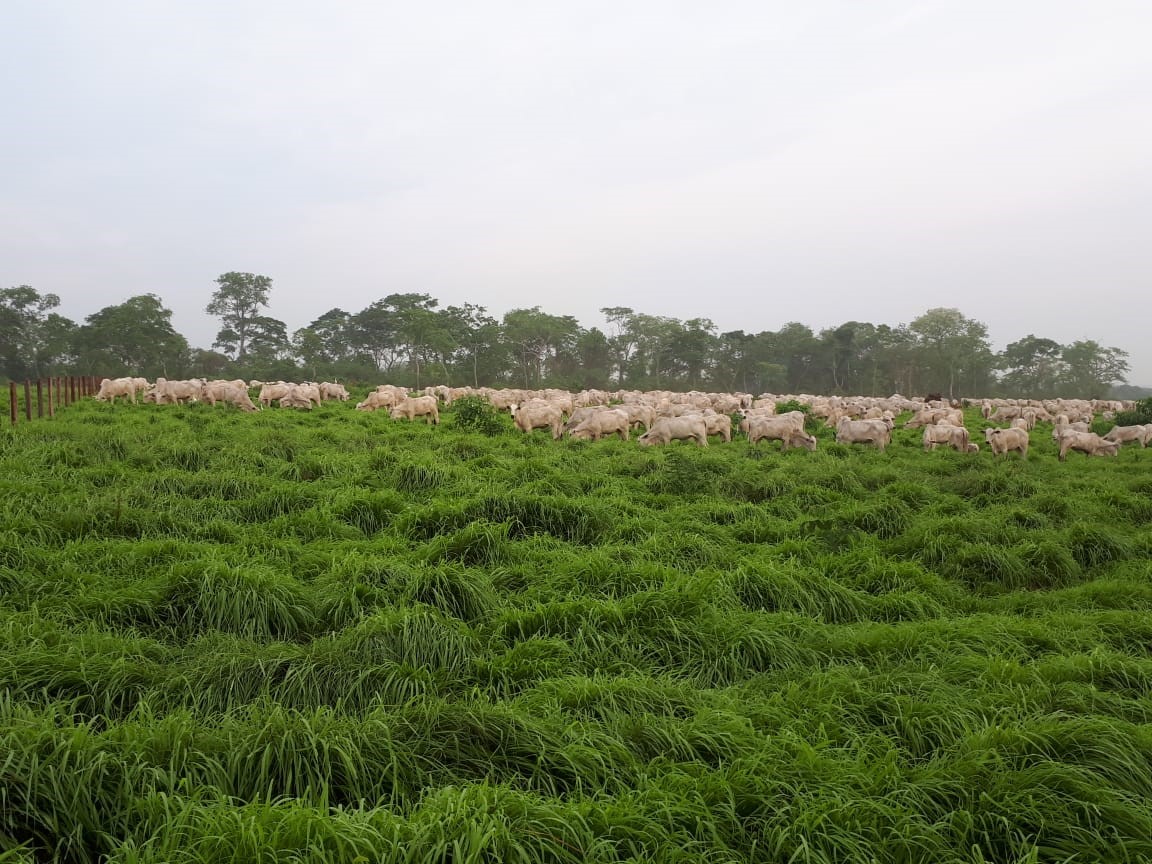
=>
[0,279,1139,399]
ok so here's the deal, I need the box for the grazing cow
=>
[835,418,892,451]
[637,416,709,447]
[690,411,733,443]
[356,390,403,412]
[922,424,972,453]
[258,383,291,408]
[619,403,656,432]
[746,415,817,451]
[510,402,565,439]
[984,427,1029,458]
[1058,430,1121,462]
[148,378,202,405]
[279,385,315,410]
[1103,425,1149,448]
[320,382,350,401]
[1051,420,1090,442]
[201,382,258,411]
[94,377,138,404]
[390,395,440,425]
[569,408,630,441]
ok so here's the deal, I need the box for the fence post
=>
[36,380,44,418]
[23,381,31,421]
[48,378,55,418]
[8,382,16,426]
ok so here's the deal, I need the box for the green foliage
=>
[0,401,1150,862]
[1116,398,1152,426]
[449,396,507,436]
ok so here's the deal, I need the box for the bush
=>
[450,396,507,436]
[1115,398,1152,426]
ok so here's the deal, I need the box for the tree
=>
[601,306,639,385]
[245,316,291,363]
[766,322,821,392]
[206,272,273,360]
[73,294,188,377]
[0,285,76,379]
[712,330,755,392]
[350,301,402,373]
[1059,341,1130,398]
[575,327,612,389]
[908,308,993,398]
[670,318,718,388]
[502,307,580,388]
[293,308,355,376]
[442,303,502,388]
[384,293,442,389]
[999,335,1063,397]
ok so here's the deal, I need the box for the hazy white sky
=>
[4,1,1151,382]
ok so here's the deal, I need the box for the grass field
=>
[2,398,1151,863]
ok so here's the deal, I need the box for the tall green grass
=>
[1,399,1151,861]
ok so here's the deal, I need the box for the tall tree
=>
[601,306,640,385]
[350,300,402,373]
[206,272,273,360]
[1059,341,1130,398]
[502,307,580,388]
[0,285,76,378]
[442,303,502,388]
[670,318,718,388]
[293,308,355,374]
[999,335,1064,397]
[73,294,188,377]
[908,308,993,398]
[384,293,442,389]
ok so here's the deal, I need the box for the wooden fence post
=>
[23,381,31,421]
[8,382,16,426]
[48,378,55,418]
[36,380,44,418]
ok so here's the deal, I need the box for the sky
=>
[3,1,1151,383]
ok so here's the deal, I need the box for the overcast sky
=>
[4,1,1151,383]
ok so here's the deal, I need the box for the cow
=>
[94,377,138,404]
[279,385,315,410]
[922,424,972,453]
[637,415,709,447]
[1103,425,1150,448]
[746,415,817,451]
[389,395,440,425]
[320,382,350,402]
[258,382,292,408]
[984,427,1029,458]
[510,402,565,439]
[148,378,202,405]
[1058,431,1122,462]
[691,411,733,443]
[568,408,630,441]
[201,381,258,411]
[355,390,403,412]
[835,418,892,451]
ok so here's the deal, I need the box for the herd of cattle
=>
[92,377,1148,461]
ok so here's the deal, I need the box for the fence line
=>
[6,376,102,426]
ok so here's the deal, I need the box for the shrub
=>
[450,396,507,436]
[1115,398,1152,426]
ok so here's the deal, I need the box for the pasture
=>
[1,398,1151,863]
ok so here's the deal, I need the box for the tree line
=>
[1,272,1138,399]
